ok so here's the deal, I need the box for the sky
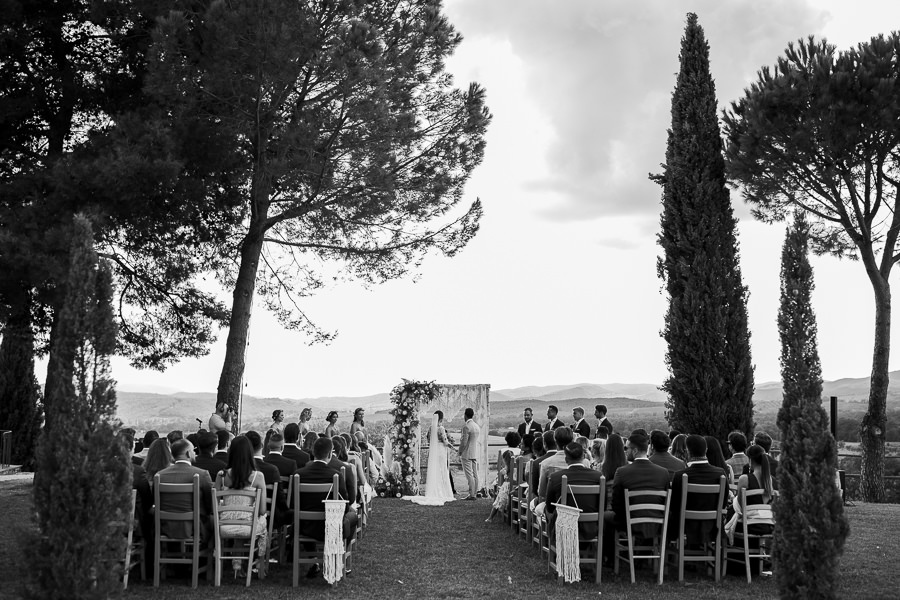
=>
[109,0,900,400]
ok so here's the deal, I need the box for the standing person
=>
[594,404,614,438]
[458,407,482,500]
[544,405,565,431]
[324,411,339,438]
[349,408,367,442]
[408,411,456,505]
[571,406,591,438]
[298,408,313,436]
[269,410,285,436]
[517,408,542,438]
[209,402,233,436]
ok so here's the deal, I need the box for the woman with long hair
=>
[724,443,775,542]
[349,408,367,442]
[144,438,173,485]
[220,436,268,576]
[324,411,339,438]
[704,435,735,483]
[299,408,313,436]
[670,434,689,464]
[601,434,627,504]
[590,438,606,471]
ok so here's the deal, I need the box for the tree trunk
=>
[860,275,889,502]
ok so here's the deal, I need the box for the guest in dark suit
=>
[517,407,542,438]
[293,437,357,542]
[246,430,290,526]
[529,430,559,505]
[546,442,605,540]
[265,433,299,477]
[329,436,358,506]
[282,423,311,468]
[669,434,727,546]
[570,406,591,439]
[648,430,686,480]
[603,432,670,557]
[594,405,614,438]
[213,430,230,462]
[156,439,214,540]
[544,405,565,431]
[193,432,227,480]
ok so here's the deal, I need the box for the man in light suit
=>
[156,439,214,540]
[458,407,481,500]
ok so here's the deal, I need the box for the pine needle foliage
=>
[773,213,849,599]
[654,13,754,441]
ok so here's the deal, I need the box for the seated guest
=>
[575,436,592,467]
[725,444,775,543]
[600,434,628,506]
[194,432,227,480]
[725,431,750,483]
[246,430,290,527]
[546,442,604,540]
[341,433,368,493]
[302,430,318,455]
[670,434,728,547]
[532,436,545,458]
[485,432,521,522]
[670,433,689,464]
[156,439,213,540]
[330,437,358,507]
[529,430,558,506]
[220,435,269,576]
[282,423,311,468]
[704,436,735,484]
[743,431,779,489]
[537,426,575,508]
[214,430,231,462]
[144,438,174,486]
[265,432,299,477]
[595,425,610,441]
[603,432,670,560]
[166,430,184,446]
[521,433,535,459]
[648,430,686,480]
[136,430,159,464]
[589,438,605,471]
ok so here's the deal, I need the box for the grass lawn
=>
[1,475,898,599]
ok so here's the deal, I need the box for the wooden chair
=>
[272,475,292,564]
[211,487,264,586]
[614,488,671,584]
[724,488,774,583]
[516,458,530,540]
[547,474,606,584]
[667,474,726,581]
[262,481,281,567]
[116,489,145,589]
[291,472,341,587]
[153,473,211,588]
[508,453,520,530]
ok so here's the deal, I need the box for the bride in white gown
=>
[407,411,456,505]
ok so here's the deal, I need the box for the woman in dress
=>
[220,436,268,576]
[408,411,456,505]
[349,408,367,442]
[725,443,774,541]
[485,431,522,522]
[324,411,339,438]
[299,408,312,436]
[704,435,735,483]
[144,438,173,486]
[269,410,285,436]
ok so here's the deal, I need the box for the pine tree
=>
[26,215,130,600]
[654,13,754,441]
[773,213,848,598]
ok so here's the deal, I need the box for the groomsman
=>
[518,408,542,438]
[544,405,565,431]
[570,406,591,438]
[594,404,614,438]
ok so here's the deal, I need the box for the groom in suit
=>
[459,407,481,500]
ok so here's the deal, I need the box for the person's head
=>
[198,432,218,457]
[313,437,333,461]
[326,410,339,424]
[521,433,535,454]
[268,432,285,453]
[596,425,609,440]
[602,434,627,481]
[668,429,682,439]
[576,436,589,453]
[542,430,557,451]
[166,430,184,446]
[216,429,230,451]
[186,433,200,449]
[300,408,312,422]
[547,405,558,419]
[272,409,284,422]
[245,430,263,454]
[631,428,647,438]
[434,410,444,423]
[142,430,159,449]
[505,431,521,449]
[353,408,365,423]
[331,436,348,461]
[464,407,474,420]
[216,401,232,420]
[747,444,773,496]
[670,434,688,461]
[523,407,533,422]
[627,432,649,458]
[532,436,545,457]
[302,430,318,452]
[227,436,255,489]
[728,431,748,454]
[685,434,708,461]
[650,430,671,454]
[553,425,574,449]
[572,406,585,421]
[705,436,728,469]
[594,404,608,419]
[170,439,194,462]
[344,432,360,453]
[563,441,584,465]
[284,422,301,444]
[591,438,606,463]
[753,431,773,453]
[144,438,174,481]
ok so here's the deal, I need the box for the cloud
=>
[445,0,827,221]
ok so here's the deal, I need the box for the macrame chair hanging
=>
[323,499,347,584]
[553,501,583,583]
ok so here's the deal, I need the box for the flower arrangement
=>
[388,379,439,496]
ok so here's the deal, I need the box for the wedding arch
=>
[386,379,490,496]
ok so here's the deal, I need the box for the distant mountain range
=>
[114,371,898,431]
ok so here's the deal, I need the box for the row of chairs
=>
[501,456,773,584]
[121,468,371,588]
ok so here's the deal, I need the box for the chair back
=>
[624,488,670,537]
[280,475,292,507]
[564,475,607,530]
[679,474,727,533]
[212,487,262,533]
[292,472,340,526]
[739,488,774,528]
[154,473,201,539]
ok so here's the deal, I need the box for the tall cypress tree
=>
[774,212,848,598]
[654,13,754,441]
